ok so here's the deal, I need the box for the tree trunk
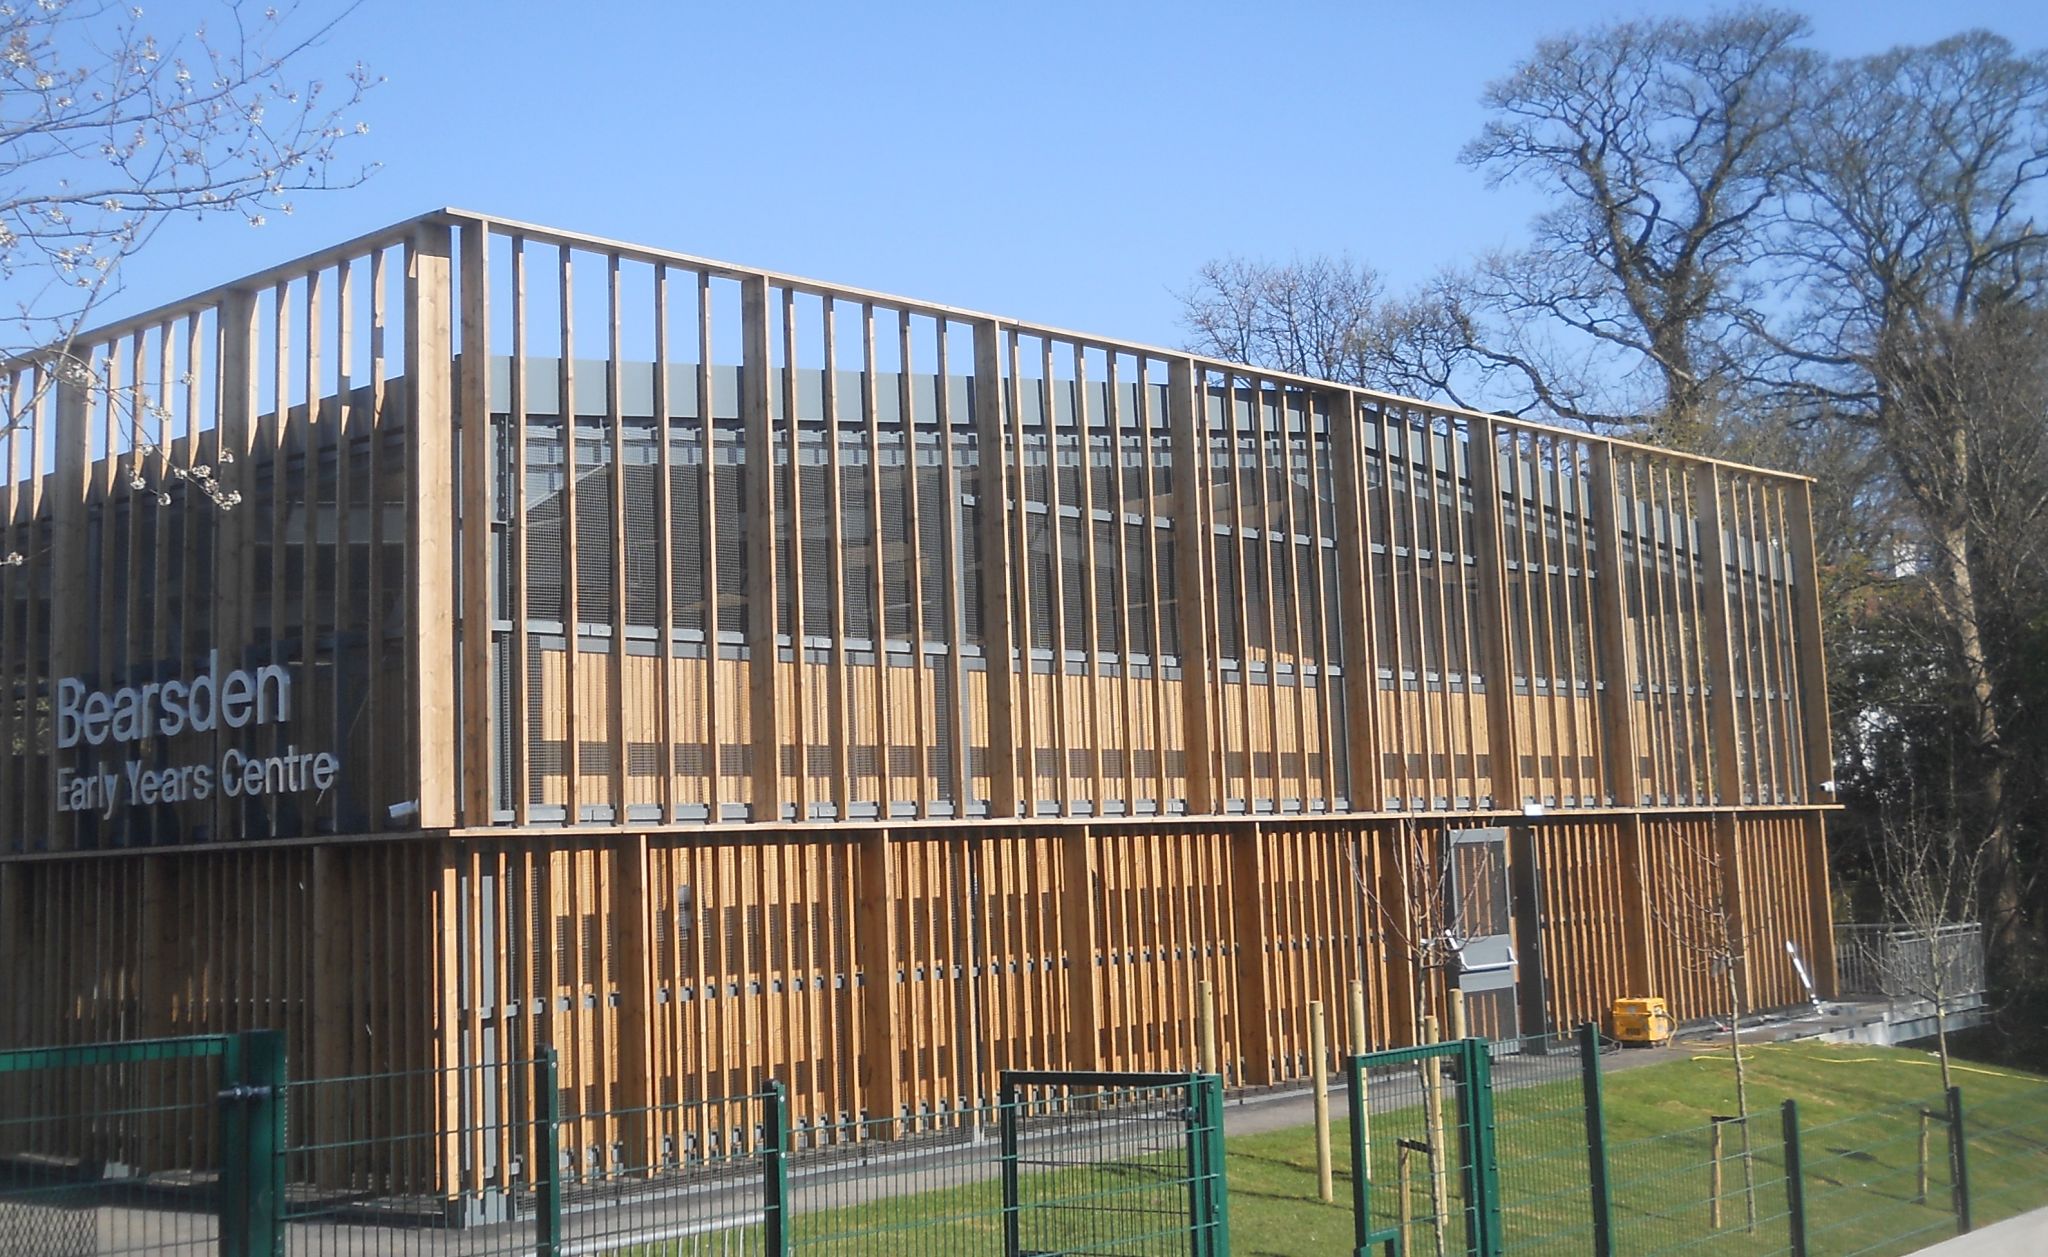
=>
[1932,503,2024,957]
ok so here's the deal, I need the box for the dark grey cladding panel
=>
[485,356,1174,433]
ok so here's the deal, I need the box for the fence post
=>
[1463,1039,1503,1257]
[535,1047,561,1257]
[763,1080,790,1256]
[1946,1085,1971,1234]
[220,1029,286,1257]
[1348,1054,1374,1257]
[1001,1075,1022,1257]
[1192,1072,1231,1257]
[1782,1100,1808,1257]
[1578,1023,1615,1257]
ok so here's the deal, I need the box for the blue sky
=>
[101,0,2048,352]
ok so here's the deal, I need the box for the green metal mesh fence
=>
[1605,1106,1793,1256]
[280,1060,546,1256]
[0,1039,226,1257]
[1488,1030,1602,1256]
[1964,1069,2048,1231]
[1792,1093,1959,1257]
[785,1072,1221,1256]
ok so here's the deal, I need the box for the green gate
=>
[1347,1025,1624,1257]
[0,1031,284,1257]
[998,1070,1229,1257]
[1345,1038,1503,1257]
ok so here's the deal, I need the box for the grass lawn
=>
[1221,1041,2048,1257]
[622,1042,2046,1254]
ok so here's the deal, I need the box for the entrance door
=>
[1448,827,1519,1046]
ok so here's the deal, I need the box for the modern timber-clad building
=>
[0,210,1837,1147]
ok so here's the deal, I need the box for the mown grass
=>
[1223,1040,2048,1257]
[617,1041,2048,1255]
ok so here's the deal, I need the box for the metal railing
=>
[1835,922,1986,1003]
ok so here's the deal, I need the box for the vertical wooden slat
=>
[49,364,88,847]
[1223,379,1260,812]
[652,266,676,822]
[459,226,494,826]
[1465,416,1519,811]
[1761,484,1797,798]
[1166,358,1216,814]
[1135,361,1172,809]
[1447,422,1486,810]
[1040,339,1073,817]
[740,275,780,820]
[209,294,256,843]
[855,830,901,1121]
[408,225,458,829]
[1692,468,1743,807]
[365,254,390,829]
[1273,393,1312,812]
[1328,393,1382,811]
[1554,441,1592,804]
[1588,443,1641,808]
[1783,480,1833,803]
[1227,824,1274,1083]
[1528,435,1567,806]
[1371,406,1413,811]
[606,256,630,821]
[1070,346,1104,814]
[782,291,808,819]
[861,306,892,817]
[553,252,584,825]
[898,312,930,816]
[934,321,970,813]
[1615,813,1655,997]
[1058,827,1103,1070]
[971,320,1019,818]
[1102,355,1137,812]
[697,276,722,820]
[331,264,357,838]
[1641,463,1677,803]
[502,244,530,825]
[823,300,853,818]
[0,383,16,854]
[613,835,656,1164]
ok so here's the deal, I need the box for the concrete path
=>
[1910,1206,2048,1255]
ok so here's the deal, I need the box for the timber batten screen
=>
[0,210,1840,1164]
[0,211,1833,849]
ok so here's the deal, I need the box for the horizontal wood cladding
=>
[1,211,1833,855]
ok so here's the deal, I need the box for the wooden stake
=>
[1448,988,1468,1042]
[1198,977,1219,1078]
[1711,1118,1726,1228]
[1399,1140,1418,1254]
[1311,1000,1333,1203]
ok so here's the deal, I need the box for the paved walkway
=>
[1911,1206,2048,1255]
[1220,1035,1693,1138]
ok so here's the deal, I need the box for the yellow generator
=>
[1612,997,1675,1047]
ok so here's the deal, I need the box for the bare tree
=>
[1761,33,2048,960]
[1175,253,1393,386]
[0,0,377,492]
[1438,7,1817,446]
[1869,810,1993,1090]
